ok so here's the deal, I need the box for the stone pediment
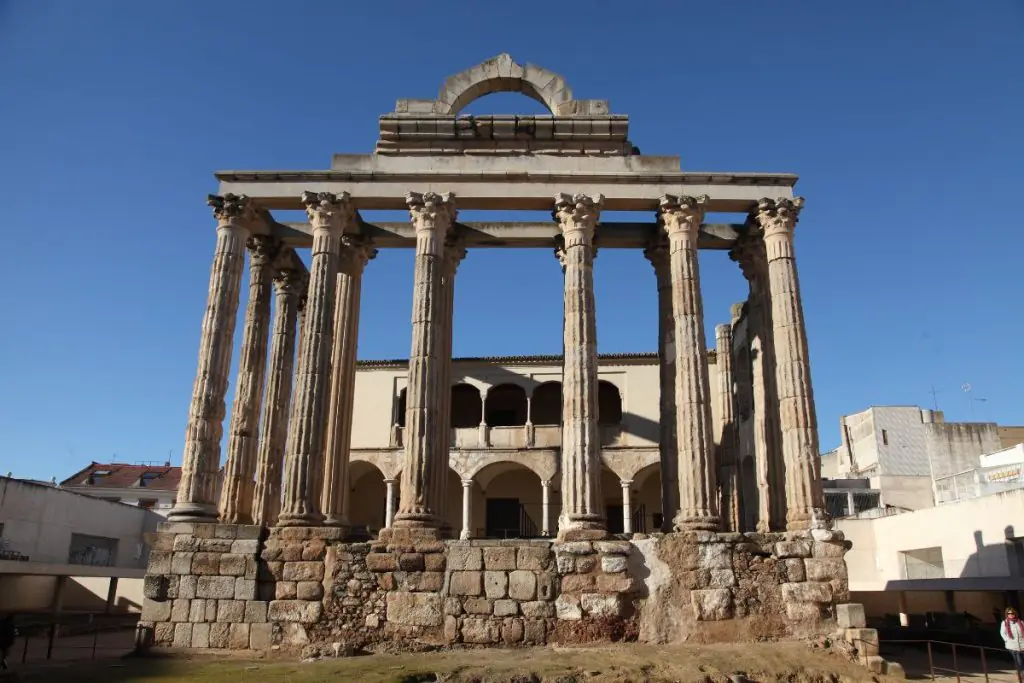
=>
[379,54,635,157]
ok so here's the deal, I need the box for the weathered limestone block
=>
[697,543,732,569]
[199,539,234,553]
[365,553,398,572]
[494,599,518,617]
[155,622,174,644]
[517,546,551,571]
[555,593,582,620]
[707,568,736,588]
[188,599,211,623]
[846,627,879,656]
[501,618,524,644]
[837,603,866,629]
[581,593,624,618]
[142,598,171,623]
[522,601,555,618]
[555,553,575,573]
[234,578,257,600]
[537,573,557,601]
[173,536,201,553]
[562,574,596,592]
[595,541,631,555]
[484,571,508,599]
[775,540,811,559]
[282,562,325,582]
[557,542,594,556]
[576,555,598,573]
[296,581,324,600]
[173,623,193,648]
[464,597,492,615]
[192,553,222,576]
[784,558,806,582]
[217,600,244,622]
[448,545,483,571]
[148,533,175,552]
[171,599,190,622]
[231,539,260,555]
[443,597,463,616]
[177,575,197,599]
[399,553,425,571]
[275,582,297,599]
[249,622,273,650]
[424,554,446,572]
[462,617,500,644]
[804,558,847,582]
[444,615,459,641]
[220,554,247,576]
[192,622,210,648]
[782,581,832,604]
[786,602,823,621]
[171,552,194,575]
[244,601,268,623]
[143,575,168,601]
[524,618,546,644]
[209,623,230,649]
[450,571,483,596]
[385,592,442,627]
[597,572,640,593]
[691,588,733,621]
[601,555,628,574]
[228,623,250,649]
[268,600,323,624]
[149,551,172,575]
[812,540,847,558]
[508,570,537,601]
[484,546,517,571]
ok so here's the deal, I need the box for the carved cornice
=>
[207,193,256,225]
[553,193,603,239]
[246,235,281,268]
[658,194,708,244]
[751,197,805,238]
[406,191,457,232]
[302,191,355,232]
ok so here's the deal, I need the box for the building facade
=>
[60,463,184,517]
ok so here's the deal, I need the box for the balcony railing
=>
[393,423,626,449]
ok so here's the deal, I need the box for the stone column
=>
[433,236,467,537]
[715,324,741,532]
[252,266,304,526]
[540,480,552,537]
[394,192,457,531]
[553,193,605,538]
[659,195,719,532]
[218,235,280,524]
[460,479,473,540]
[478,387,489,447]
[621,481,633,534]
[752,197,827,530]
[278,192,354,527]
[644,234,678,532]
[731,237,786,532]
[322,236,377,528]
[169,194,256,523]
[384,478,397,529]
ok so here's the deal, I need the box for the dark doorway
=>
[486,498,520,538]
[606,505,623,534]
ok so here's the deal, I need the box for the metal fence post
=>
[952,642,960,683]
[979,645,989,683]
[927,641,936,681]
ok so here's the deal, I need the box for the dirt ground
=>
[4,641,898,683]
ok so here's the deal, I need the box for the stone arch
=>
[451,383,482,428]
[463,450,557,483]
[472,460,545,539]
[598,380,623,425]
[485,383,528,426]
[439,54,572,116]
[530,381,561,425]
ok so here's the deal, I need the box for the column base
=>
[391,511,439,529]
[323,514,351,529]
[673,512,720,532]
[556,514,607,541]
[377,526,442,544]
[166,502,219,524]
[785,507,831,532]
[275,512,326,528]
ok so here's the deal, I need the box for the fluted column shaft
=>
[659,195,719,532]
[715,324,741,532]
[395,192,457,530]
[644,237,678,532]
[252,266,303,526]
[322,237,376,527]
[754,198,827,530]
[554,193,605,537]
[170,194,255,523]
[278,192,353,527]
[219,236,280,524]
[459,480,472,540]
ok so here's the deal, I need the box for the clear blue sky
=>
[2,1,1022,481]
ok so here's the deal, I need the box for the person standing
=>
[0,614,16,670]
[1001,607,1024,672]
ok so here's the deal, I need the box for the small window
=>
[138,499,157,509]
[140,473,160,487]
[881,429,889,446]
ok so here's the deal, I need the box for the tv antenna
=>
[928,385,941,411]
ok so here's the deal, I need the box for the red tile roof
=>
[60,462,182,491]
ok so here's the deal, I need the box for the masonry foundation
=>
[137,522,861,655]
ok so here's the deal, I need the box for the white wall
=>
[0,478,159,569]
[838,488,1024,591]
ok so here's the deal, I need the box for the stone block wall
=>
[138,523,854,653]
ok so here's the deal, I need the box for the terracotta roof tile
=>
[356,351,716,368]
[60,462,182,491]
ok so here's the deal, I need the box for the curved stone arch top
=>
[455,449,559,483]
[394,53,610,117]
[601,449,660,482]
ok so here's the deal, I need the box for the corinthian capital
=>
[207,193,256,225]
[553,193,603,238]
[406,192,457,232]
[246,235,281,268]
[751,197,805,238]
[273,268,306,297]
[658,194,708,244]
[302,191,355,232]
[340,234,378,268]
[728,231,767,283]
[643,230,670,273]
[442,233,468,275]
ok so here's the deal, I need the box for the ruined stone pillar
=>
[658,195,719,532]
[278,192,354,527]
[218,235,280,524]
[252,266,304,526]
[541,480,552,537]
[621,481,633,534]
[731,238,786,532]
[715,324,741,532]
[553,193,605,538]
[752,197,827,530]
[169,194,256,523]
[384,478,397,529]
[460,479,473,540]
[643,234,678,532]
[433,236,467,537]
[322,236,377,528]
[394,192,457,531]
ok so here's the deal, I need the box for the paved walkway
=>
[885,644,1023,682]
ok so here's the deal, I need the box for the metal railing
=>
[632,504,647,533]
[863,638,1024,682]
[8,613,138,666]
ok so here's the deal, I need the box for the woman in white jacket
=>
[1000,607,1024,672]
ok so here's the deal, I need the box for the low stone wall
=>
[137,523,855,653]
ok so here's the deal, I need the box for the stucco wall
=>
[0,478,160,569]
[925,422,1002,480]
[837,488,1024,591]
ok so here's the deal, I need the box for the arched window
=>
[485,384,528,427]
[395,388,407,428]
[598,381,622,425]
[530,382,562,426]
[451,384,482,428]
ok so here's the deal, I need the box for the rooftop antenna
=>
[928,385,941,411]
